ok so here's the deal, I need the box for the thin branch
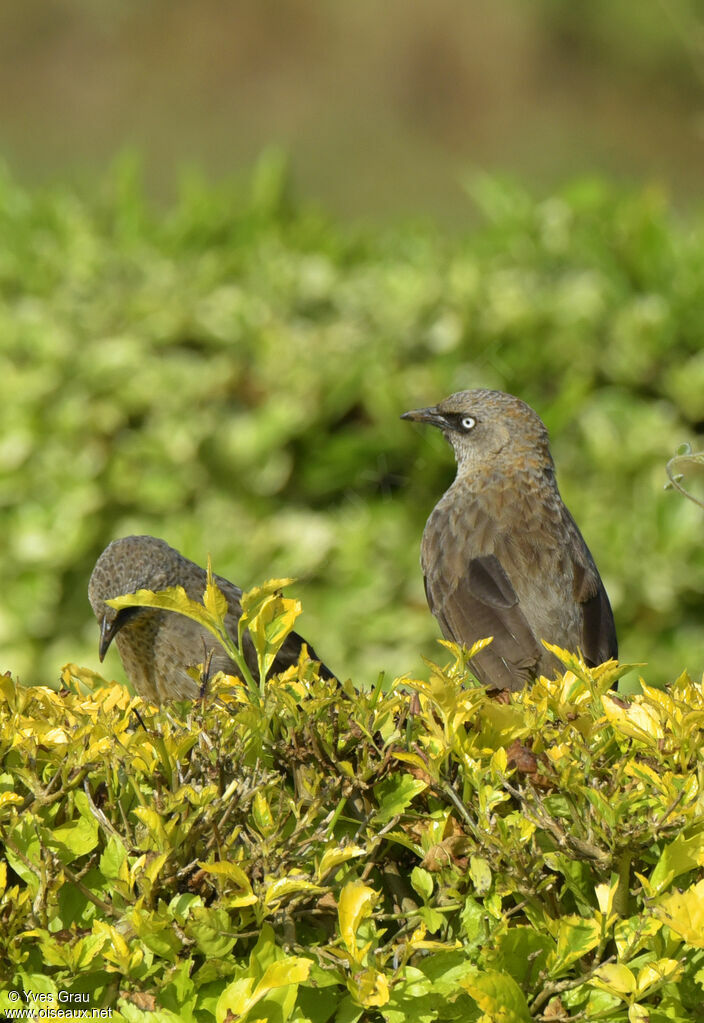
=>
[666,451,704,511]
[530,954,616,1013]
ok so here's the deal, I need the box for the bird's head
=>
[88,535,180,660]
[401,389,553,475]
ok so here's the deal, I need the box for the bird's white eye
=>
[460,416,476,431]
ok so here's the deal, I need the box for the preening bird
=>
[402,389,617,691]
[88,535,333,704]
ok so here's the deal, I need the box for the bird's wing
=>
[567,512,618,667]
[424,539,542,692]
[273,630,335,680]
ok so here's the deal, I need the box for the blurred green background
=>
[1,2,703,690]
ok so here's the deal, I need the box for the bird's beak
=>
[400,406,448,430]
[98,604,142,660]
[98,615,119,662]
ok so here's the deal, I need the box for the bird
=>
[401,389,617,691]
[88,535,333,704]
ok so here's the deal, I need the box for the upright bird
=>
[88,535,333,704]
[402,389,617,691]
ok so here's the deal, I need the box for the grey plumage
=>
[88,535,333,703]
[402,389,617,691]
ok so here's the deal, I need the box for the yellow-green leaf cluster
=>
[1,639,704,1021]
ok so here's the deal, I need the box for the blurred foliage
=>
[1,155,703,687]
[536,0,704,94]
[1,625,704,1019]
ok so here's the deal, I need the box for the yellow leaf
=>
[197,860,252,891]
[549,916,600,972]
[460,969,531,1021]
[491,746,508,773]
[241,579,296,620]
[93,922,134,971]
[62,663,120,697]
[84,738,113,758]
[636,958,683,995]
[595,875,619,920]
[649,830,704,896]
[204,557,229,621]
[614,915,661,958]
[545,742,572,767]
[216,957,310,1023]
[469,855,492,895]
[108,585,203,620]
[217,977,256,1020]
[252,791,277,837]
[407,923,461,952]
[602,693,664,742]
[42,728,69,745]
[624,759,668,795]
[348,967,390,1008]
[133,808,169,845]
[264,874,322,907]
[628,1006,650,1023]
[338,881,378,957]
[143,853,168,885]
[317,844,366,880]
[392,752,436,775]
[654,878,704,947]
[253,957,311,999]
[639,682,678,719]
[541,641,591,681]
[591,963,636,997]
[246,594,302,681]
[0,793,23,811]
[476,701,529,750]
[96,683,133,712]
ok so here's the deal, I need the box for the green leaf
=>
[129,907,182,961]
[373,773,427,824]
[186,906,237,958]
[469,856,492,895]
[460,969,532,1022]
[492,927,552,986]
[99,834,129,880]
[549,916,601,975]
[6,818,42,894]
[242,587,302,684]
[216,954,311,1022]
[410,866,434,902]
[45,814,99,863]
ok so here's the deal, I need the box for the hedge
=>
[0,582,702,1020]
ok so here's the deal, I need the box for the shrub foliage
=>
[0,582,703,1021]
